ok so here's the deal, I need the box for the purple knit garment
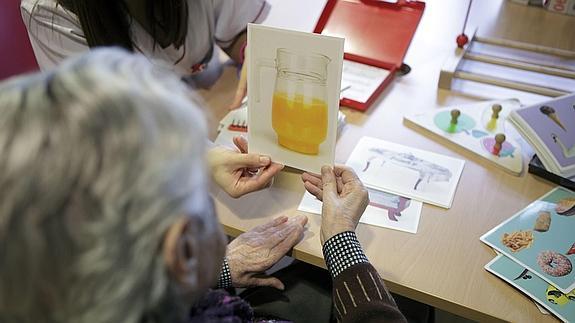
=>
[187,289,292,323]
[188,289,252,323]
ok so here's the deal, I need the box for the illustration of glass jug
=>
[255,49,330,155]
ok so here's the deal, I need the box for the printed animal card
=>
[485,255,575,323]
[247,24,344,173]
[346,137,465,208]
[298,188,423,234]
[481,187,575,293]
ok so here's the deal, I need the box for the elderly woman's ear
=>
[163,216,227,294]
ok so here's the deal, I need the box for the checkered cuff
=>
[322,231,369,278]
[215,258,232,289]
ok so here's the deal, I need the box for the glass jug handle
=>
[255,58,276,103]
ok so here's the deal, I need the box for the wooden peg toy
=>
[491,104,502,119]
[404,99,523,176]
[450,109,461,125]
[492,133,506,156]
[486,104,503,131]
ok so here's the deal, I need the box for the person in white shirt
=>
[20,0,278,198]
[20,0,267,107]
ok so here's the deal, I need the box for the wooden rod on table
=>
[454,71,569,97]
[470,53,575,73]
[474,36,575,58]
[464,52,575,79]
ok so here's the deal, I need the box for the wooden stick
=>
[474,36,575,58]
[464,52,575,79]
[454,71,569,97]
[468,50,575,73]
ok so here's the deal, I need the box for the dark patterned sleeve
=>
[323,232,407,323]
[215,258,232,289]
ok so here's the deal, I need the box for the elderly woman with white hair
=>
[0,47,305,322]
[0,49,406,323]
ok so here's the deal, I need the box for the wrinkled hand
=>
[229,63,248,110]
[226,215,308,289]
[302,166,369,245]
[208,136,284,198]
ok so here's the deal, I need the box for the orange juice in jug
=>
[272,92,327,155]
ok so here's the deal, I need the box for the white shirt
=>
[20,0,269,76]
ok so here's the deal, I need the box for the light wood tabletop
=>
[198,1,575,322]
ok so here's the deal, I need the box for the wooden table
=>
[199,1,575,322]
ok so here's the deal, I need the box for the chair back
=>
[0,0,39,81]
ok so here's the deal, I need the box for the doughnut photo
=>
[537,250,572,277]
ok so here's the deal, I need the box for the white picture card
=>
[247,24,344,173]
[346,137,465,208]
[298,188,423,234]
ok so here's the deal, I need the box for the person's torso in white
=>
[20,0,269,76]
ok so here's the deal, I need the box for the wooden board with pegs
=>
[404,99,524,176]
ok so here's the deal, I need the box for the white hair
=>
[0,48,225,323]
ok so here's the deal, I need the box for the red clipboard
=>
[314,0,425,111]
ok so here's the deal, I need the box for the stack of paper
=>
[298,136,466,234]
[480,187,575,322]
[299,187,423,234]
[508,93,575,178]
[345,137,465,209]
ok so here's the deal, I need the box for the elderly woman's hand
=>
[226,215,308,290]
[302,166,369,245]
[207,136,284,198]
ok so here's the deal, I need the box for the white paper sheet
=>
[340,60,391,103]
[298,189,423,234]
[346,137,465,208]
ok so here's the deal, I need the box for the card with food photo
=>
[481,187,575,293]
[485,254,575,323]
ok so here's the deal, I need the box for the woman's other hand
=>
[207,136,283,198]
[226,215,308,289]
